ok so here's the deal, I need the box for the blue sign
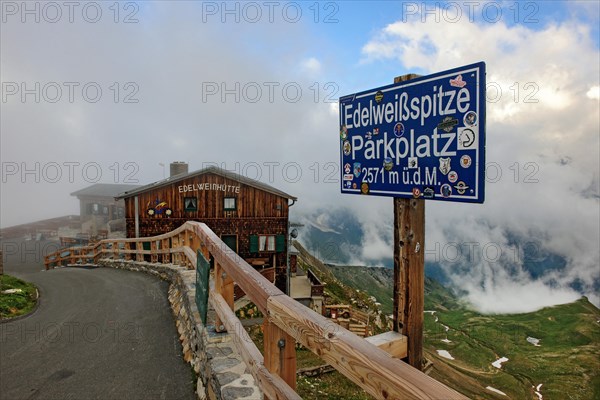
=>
[339,62,486,203]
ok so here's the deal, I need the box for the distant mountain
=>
[298,208,365,265]
[325,264,394,314]
[297,207,599,302]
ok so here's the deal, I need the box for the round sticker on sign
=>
[460,155,472,168]
[448,171,458,183]
[361,183,369,194]
[393,122,405,138]
[440,184,452,198]
[343,140,351,156]
[340,125,348,140]
[464,111,477,126]
[383,157,394,171]
[454,181,469,195]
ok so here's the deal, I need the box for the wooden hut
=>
[71,183,140,235]
[116,164,297,291]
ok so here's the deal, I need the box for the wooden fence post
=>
[214,262,234,333]
[136,241,143,262]
[151,240,158,263]
[263,318,296,397]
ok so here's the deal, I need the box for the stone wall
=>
[97,259,261,400]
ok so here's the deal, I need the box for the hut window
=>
[258,235,275,252]
[184,197,198,212]
[224,197,236,211]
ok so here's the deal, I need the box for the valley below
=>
[295,242,600,399]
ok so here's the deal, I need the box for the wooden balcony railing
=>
[44,221,468,400]
[306,268,324,297]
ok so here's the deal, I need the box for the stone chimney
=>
[170,162,189,177]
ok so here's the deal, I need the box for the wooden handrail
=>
[44,222,468,400]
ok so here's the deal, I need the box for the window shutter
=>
[275,235,285,252]
[249,235,258,253]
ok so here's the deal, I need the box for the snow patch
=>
[492,357,509,369]
[436,350,455,360]
[533,383,543,400]
[1,289,23,294]
[486,386,507,396]
[527,336,541,346]
[307,218,341,234]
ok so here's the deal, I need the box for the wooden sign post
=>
[392,73,425,371]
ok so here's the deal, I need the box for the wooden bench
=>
[245,257,270,267]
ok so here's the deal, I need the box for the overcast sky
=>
[1,1,598,312]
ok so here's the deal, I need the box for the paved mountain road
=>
[0,238,195,400]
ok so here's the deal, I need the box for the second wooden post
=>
[392,73,425,371]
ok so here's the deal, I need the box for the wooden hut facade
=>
[116,165,296,290]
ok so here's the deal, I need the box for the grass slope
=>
[325,264,394,315]
[296,242,600,400]
[0,274,38,319]
[301,242,600,400]
[425,296,600,399]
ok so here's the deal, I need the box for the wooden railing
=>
[234,267,275,300]
[306,269,324,297]
[44,221,467,400]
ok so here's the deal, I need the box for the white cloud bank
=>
[353,9,600,312]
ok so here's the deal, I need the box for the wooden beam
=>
[392,73,425,371]
[365,331,408,358]
[393,197,425,370]
[267,294,466,400]
[263,317,297,395]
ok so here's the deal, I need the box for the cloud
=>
[301,57,322,74]
[587,86,600,100]
[0,3,339,226]
[461,279,581,314]
[351,9,600,312]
